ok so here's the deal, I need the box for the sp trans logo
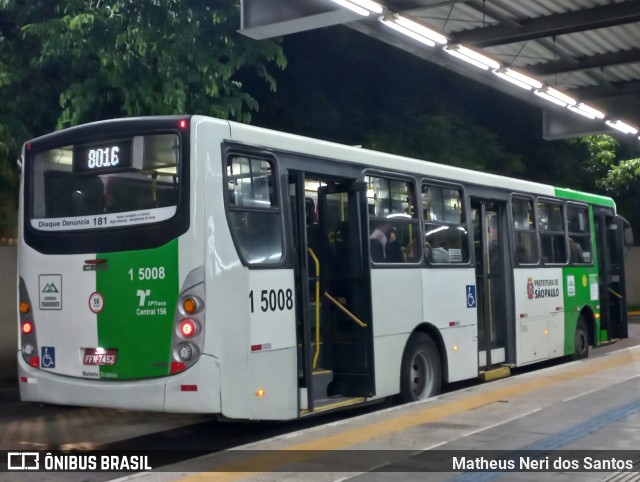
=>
[6,451,152,471]
[39,274,62,310]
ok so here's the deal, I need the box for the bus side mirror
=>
[624,226,634,247]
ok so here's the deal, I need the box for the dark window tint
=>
[422,185,469,264]
[512,198,539,264]
[537,200,567,264]
[226,156,283,265]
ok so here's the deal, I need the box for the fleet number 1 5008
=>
[128,267,166,281]
[249,289,294,313]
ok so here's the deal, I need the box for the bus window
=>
[422,184,469,264]
[366,176,419,263]
[226,156,283,265]
[567,204,592,264]
[512,197,539,265]
[537,200,567,264]
[31,134,180,229]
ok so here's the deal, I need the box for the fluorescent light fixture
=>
[393,15,448,45]
[350,0,384,14]
[494,68,542,90]
[545,87,576,106]
[331,0,370,16]
[534,89,568,107]
[493,69,534,91]
[379,16,439,47]
[606,119,639,135]
[444,44,500,70]
[576,103,605,119]
[567,105,597,119]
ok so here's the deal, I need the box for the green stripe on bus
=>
[554,187,615,208]
[96,240,179,379]
[562,266,599,354]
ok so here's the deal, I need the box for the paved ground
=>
[117,343,640,482]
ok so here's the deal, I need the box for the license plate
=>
[83,348,117,366]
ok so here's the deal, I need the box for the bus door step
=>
[312,369,334,400]
[479,366,511,382]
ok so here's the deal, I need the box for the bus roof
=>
[223,118,616,210]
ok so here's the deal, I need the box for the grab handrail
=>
[307,248,321,369]
[323,292,368,328]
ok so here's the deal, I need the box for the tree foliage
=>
[0,0,285,182]
[570,134,640,194]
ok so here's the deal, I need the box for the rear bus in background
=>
[17,116,631,419]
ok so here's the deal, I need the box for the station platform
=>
[123,341,640,482]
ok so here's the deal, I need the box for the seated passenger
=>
[427,236,450,263]
[385,227,405,263]
[569,237,584,263]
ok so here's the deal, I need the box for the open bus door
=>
[471,199,512,368]
[594,211,630,341]
[289,174,374,414]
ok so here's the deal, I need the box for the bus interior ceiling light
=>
[379,14,448,46]
[444,44,500,71]
[606,119,639,135]
[330,0,383,16]
[493,68,542,91]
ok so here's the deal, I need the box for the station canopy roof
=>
[240,0,640,144]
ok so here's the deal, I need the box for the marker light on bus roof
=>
[178,119,188,129]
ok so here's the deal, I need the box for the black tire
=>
[400,333,442,402]
[573,316,589,360]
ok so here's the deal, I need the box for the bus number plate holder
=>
[83,348,117,366]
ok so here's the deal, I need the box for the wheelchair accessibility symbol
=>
[466,285,477,308]
[41,347,55,369]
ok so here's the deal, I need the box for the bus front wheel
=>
[573,316,589,360]
[400,333,442,402]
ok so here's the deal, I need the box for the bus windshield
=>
[30,133,180,231]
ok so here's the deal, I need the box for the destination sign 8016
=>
[74,140,132,174]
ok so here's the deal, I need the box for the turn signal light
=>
[19,301,30,314]
[22,321,34,335]
[182,297,198,315]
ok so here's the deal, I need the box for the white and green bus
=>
[17,116,631,419]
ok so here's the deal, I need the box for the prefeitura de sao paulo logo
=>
[527,277,534,300]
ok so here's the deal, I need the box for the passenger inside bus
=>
[569,237,584,263]
[386,227,405,262]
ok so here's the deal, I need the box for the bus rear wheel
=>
[573,316,589,360]
[400,333,442,402]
